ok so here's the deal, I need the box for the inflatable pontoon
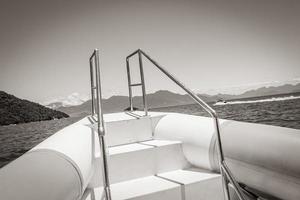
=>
[0,49,299,200]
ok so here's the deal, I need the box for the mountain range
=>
[54,83,300,117]
[233,83,300,99]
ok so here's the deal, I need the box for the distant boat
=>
[215,99,228,105]
[1,49,299,200]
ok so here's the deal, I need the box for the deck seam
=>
[124,111,143,119]
[155,174,186,200]
[108,139,154,148]
[137,141,158,148]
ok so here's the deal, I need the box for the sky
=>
[0,0,300,103]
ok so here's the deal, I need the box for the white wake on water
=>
[214,95,300,106]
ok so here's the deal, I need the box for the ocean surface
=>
[0,94,299,168]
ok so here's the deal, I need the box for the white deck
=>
[83,138,223,200]
[85,112,224,199]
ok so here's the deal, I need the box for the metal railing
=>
[126,50,148,115]
[126,49,246,200]
[89,49,112,200]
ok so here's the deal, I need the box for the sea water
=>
[0,93,299,168]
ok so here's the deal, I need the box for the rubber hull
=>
[155,113,300,200]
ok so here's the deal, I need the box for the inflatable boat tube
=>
[154,113,300,200]
[0,117,99,200]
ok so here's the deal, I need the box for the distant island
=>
[0,91,69,126]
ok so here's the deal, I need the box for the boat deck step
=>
[83,168,223,200]
[158,168,224,200]
[89,139,190,187]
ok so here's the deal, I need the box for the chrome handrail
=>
[126,50,148,115]
[126,49,246,200]
[89,49,112,200]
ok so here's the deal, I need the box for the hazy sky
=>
[1,0,300,103]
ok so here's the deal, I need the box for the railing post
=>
[222,163,246,200]
[91,49,112,200]
[138,50,148,116]
[221,169,230,200]
[126,58,133,111]
[89,59,95,116]
[214,118,231,200]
